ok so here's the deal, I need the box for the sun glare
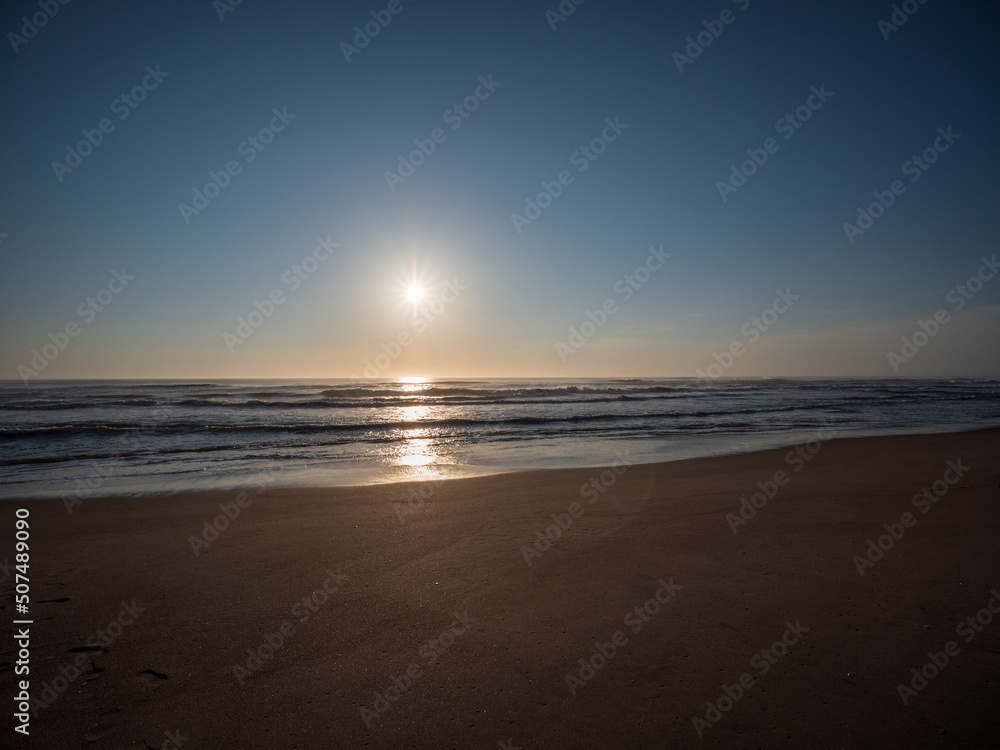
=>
[406,283,423,302]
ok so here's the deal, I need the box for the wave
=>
[1,431,417,467]
[1,390,709,411]
[0,399,868,440]
[0,398,161,411]
[318,384,696,398]
[6,387,996,414]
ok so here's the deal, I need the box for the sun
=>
[406,283,424,302]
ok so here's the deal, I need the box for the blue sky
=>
[2,0,998,379]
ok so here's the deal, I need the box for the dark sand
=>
[2,429,999,748]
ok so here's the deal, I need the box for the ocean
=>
[1,378,998,500]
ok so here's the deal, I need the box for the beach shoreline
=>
[8,420,1000,502]
[3,428,999,747]
[5,377,999,501]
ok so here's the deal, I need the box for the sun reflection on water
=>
[391,382,443,472]
[397,376,430,390]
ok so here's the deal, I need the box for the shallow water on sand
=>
[2,378,999,499]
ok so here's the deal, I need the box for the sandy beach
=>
[3,428,999,748]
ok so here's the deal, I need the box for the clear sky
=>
[2,0,998,380]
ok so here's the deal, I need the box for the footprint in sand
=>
[67,645,106,655]
[85,725,114,742]
[137,670,169,686]
[62,647,107,685]
[81,663,105,685]
[85,708,120,742]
